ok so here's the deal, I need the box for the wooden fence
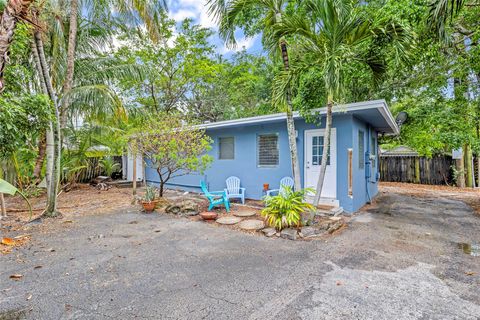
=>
[379,155,454,185]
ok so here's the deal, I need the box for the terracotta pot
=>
[142,201,156,213]
[200,211,218,220]
[263,183,269,191]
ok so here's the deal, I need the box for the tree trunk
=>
[313,101,333,206]
[0,0,35,92]
[456,150,465,188]
[0,168,6,218]
[0,193,5,218]
[477,156,480,188]
[34,30,61,216]
[280,40,301,192]
[60,0,78,128]
[464,144,473,188]
[33,132,46,182]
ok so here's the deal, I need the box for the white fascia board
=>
[198,99,399,134]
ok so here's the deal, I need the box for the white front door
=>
[304,129,337,199]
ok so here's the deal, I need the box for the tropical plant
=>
[208,0,303,192]
[99,157,120,177]
[262,187,314,230]
[0,178,32,218]
[273,0,413,206]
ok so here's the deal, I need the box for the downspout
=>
[365,126,372,204]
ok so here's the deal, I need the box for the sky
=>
[166,0,264,56]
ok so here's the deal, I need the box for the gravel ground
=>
[1,188,479,319]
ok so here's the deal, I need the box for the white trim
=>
[197,100,399,134]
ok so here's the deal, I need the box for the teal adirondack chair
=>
[200,181,230,212]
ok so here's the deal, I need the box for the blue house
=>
[145,100,399,213]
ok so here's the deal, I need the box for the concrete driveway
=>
[1,191,479,319]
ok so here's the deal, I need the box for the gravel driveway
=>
[1,190,479,319]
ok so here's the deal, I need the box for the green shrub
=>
[261,188,315,230]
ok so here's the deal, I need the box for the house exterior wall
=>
[144,113,380,213]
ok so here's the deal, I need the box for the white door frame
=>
[304,128,338,206]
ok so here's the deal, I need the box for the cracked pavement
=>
[1,191,479,319]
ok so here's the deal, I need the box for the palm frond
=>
[65,84,127,123]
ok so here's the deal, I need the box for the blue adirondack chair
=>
[224,176,246,204]
[266,177,295,197]
[200,181,230,212]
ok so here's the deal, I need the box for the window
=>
[257,134,279,167]
[219,137,234,160]
[311,136,330,165]
[371,137,376,168]
[358,130,364,169]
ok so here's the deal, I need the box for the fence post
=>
[414,157,420,184]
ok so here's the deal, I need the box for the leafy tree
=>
[208,0,303,192]
[274,0,412,205]
[129,114,213,197]
[0,0,35,91]
[0,94,52,158]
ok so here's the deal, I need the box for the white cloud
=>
[220,35,260,53]
[168,0,217,29]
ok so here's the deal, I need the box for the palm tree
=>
[60,0,168,127]
[273,0,412,206]
[27,0,164,216]
[207,0,302,192]
[427,0,466,40]
[0,0,35,92]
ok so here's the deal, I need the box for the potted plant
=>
[141,186,158,213]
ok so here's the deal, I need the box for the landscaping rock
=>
[165,200,199,216]
[327,220,344,234]
[165,204,181,215]
[330,207,344,216]
[180,200,199,216]
[300,226,323,238]
[261,228,276,237]
[280,228,298,240]
[317,220,333,230]
[238,220,264,231]
[233,210,257,217]
[216,216,242,225]
[329,216,342,221]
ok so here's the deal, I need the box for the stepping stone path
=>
[238,220,264,231]
[233,210,257,217]
[216,216,242,225]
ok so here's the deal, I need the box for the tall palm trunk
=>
[0,0,35,91]
[313,100,333,206]
[34,30,61,216]
[60,0,78,128]
[280,39,301,192]
[477,123,480,188]
[32,132,46,182]
[0,168,6,218]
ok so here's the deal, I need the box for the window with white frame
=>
[218,137,234,160]
[257,134,279,167]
